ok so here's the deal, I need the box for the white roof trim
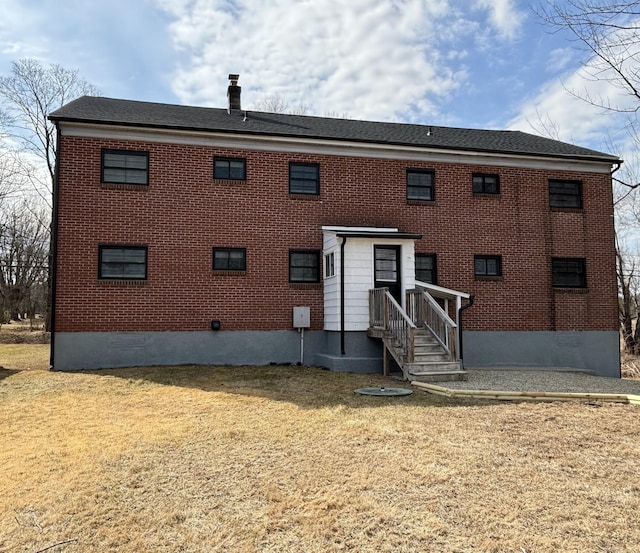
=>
[322,226,399,233]
[58,121,614,174]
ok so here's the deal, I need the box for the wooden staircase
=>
[369,287,467,383]
[396,328,466,382]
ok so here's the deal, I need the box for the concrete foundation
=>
[52,329,621,378]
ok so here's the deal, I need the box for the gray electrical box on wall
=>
[293,306,310,328]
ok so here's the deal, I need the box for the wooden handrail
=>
[369,288,416,363]
[407,289,457,359]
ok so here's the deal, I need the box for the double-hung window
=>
[549,179,582,208]
[415,254,437,284]
[99,245,147,280]
[474,255,502,277]
[324,252,336,278]
[289,163,319,195]
[213,248,246,271]
[102,149,149,185]
[289,250,320,282]
[407,169,435,201]
[552,258,586,288]
[214,157,246,180]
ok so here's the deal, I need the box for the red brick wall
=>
[55,134,618,333]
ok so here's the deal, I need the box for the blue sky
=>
[0,0,635,161]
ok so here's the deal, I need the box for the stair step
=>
[409,370,468,383]
[413,351,450,360]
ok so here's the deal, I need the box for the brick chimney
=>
[227,74,241,111]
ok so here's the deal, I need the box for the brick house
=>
[48,76,621,378]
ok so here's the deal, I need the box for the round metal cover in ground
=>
[354,386,413,397]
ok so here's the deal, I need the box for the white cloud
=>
[474,0,525,40]
[155,0,520,122]
[546,47,574,73]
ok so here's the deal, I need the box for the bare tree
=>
[0,58,99,204]
[251,93,310,115]
[538,1,640,353]
[0,202,49,322]
[0,59,98,330]
[537,1,640,113]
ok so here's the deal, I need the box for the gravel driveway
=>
[440,369,640,396]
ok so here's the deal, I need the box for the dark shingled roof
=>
[49,96,620,163]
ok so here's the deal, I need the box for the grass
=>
[1,362,640,552]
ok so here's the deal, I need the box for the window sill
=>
[289,283,322,289]
[212,270,246,276]
[550,206,583,213]
[553,286,588,294]
[474,275,503,282]
[473,192,500,198]
[101,183,149,191]
[98,279,148,286]
[213,179,246,186]
[289,193,321,200]
[407,199,436,206]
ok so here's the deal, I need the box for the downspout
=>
[48,123,61,370]
[340,236,347,355]
[611,160,623,378]
[457,295,475,369]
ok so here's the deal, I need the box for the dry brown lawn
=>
[1,361,639,553]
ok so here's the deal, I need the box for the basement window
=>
[102,149,149,185]
[552,258,586,288]
[99,245,147,280]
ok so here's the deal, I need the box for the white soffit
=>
[60,122,614,174]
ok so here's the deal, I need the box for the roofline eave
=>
[50,117,622,166]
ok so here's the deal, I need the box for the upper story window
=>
[549,179,582,208]
[214,157,246,180]
[289,250,320,282]
[213,248,246,271]
[415,254,437,284]
[99,245,147,280]
[289,163,319,195]
[102,149,149,185]
[552,258,586,288]
[407,169,435,201]
[472,173,499,194]
[474,255,502,277]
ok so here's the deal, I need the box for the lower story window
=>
[415,254,437,284]
[99,245,147,280]
[552,257,586,288]
[213,248,246,271]
[290,250,320,282]
[474,255,501,277]
[324,252,335,278]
